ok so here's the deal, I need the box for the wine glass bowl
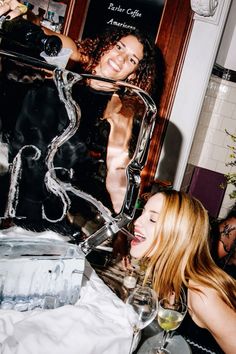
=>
[126,286,158,353]
[158,298,187,332]
[126,286,158,330]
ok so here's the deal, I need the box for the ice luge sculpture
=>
[0,46,157,310]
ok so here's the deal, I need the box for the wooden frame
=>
[63,0,89,39]
[62,0,194,193]
[142,0,193,192]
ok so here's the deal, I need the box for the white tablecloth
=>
[0,260,134,354]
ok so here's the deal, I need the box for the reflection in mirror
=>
[0,50,157,254]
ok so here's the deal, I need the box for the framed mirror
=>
[62,0,193,193]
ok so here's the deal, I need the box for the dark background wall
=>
[82,0,165,44]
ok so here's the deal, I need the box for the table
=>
[92,255,193,354]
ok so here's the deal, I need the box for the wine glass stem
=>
[160,330,169,350]
[129,329,139,354]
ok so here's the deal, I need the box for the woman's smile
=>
[107,58,121,72]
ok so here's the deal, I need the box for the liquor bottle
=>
[0,17,62,56]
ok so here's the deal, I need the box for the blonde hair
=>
[143,190,236,309]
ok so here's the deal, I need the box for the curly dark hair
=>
[77,27,158,95]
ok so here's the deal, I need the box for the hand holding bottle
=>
[0,0,27,19]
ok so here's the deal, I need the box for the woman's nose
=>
[134,213,145,227]
[117,52,126,63]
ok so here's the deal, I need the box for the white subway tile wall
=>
[188,75,236,218]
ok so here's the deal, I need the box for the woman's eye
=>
[150,219,157,223]
[116,44,122,50]
[130,58,136,65]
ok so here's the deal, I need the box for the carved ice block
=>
[0,234,85,311]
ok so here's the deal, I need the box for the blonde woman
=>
[130,190,236,354]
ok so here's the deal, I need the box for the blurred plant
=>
[224,130,236,200]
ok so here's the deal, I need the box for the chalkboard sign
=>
[82,0,165,44]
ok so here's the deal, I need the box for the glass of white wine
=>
[152,297,187,354]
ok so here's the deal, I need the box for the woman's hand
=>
[0,0,27,20]
[0,1,80,63]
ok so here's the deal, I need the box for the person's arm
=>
[41,27,82,62]
[0,1,85,62]
[218,219,236,261]
[188,284,236,354]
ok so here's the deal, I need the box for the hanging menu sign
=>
[82,0,165,43]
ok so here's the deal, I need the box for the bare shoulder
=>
[188,280,222,308]
[188,280,234,317]
[188,280,236,354]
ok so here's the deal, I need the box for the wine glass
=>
[151,296,187,354]
[126,286,158,354]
